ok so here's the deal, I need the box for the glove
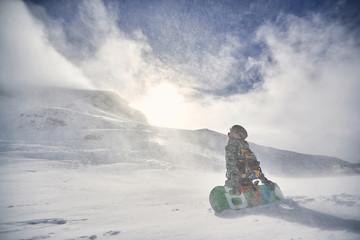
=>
[259,175,276,190]
[265,180,275,190]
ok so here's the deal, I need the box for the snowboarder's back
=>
[225,125,274,194]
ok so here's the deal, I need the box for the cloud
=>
[0,0,156,100]
[181,14,360,162]
[0,0,92,91]
[253,14,360,159]
[173,34,263,96]
[25,0,265,99]
[28,0,162,100]
[78,32,154,99]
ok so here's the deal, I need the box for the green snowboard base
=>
[209,183,284,213]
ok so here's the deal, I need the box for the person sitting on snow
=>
[225,125,275,195]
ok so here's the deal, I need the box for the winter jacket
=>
[225,137,261,187]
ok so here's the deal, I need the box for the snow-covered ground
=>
[0,159,359,240]
[0,88,359,240]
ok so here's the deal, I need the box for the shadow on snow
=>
[216,199,360,234]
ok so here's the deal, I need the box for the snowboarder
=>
[225,125,275,195]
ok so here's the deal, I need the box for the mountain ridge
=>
[0,87,358,177]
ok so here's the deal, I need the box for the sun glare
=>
[132,83,185,127]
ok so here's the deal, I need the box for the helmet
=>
[229,125,248,140]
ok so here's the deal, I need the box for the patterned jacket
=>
[225,137,261,187]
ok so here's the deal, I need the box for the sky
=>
[1,0,360,163]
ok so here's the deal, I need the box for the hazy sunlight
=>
[132,83,185,127]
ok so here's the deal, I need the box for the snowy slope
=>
[0,87,358,176]
[0,88,359,240]
[0,160,359,240]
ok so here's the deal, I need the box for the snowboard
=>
[209,183,284,213]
